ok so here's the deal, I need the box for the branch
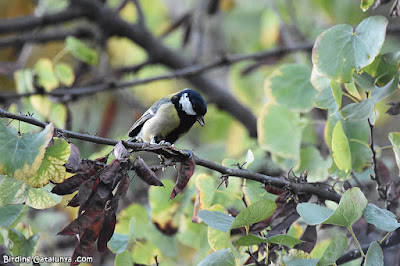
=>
[0,108,341,203]
[0,1,314,139]
[130,0,146,28]
[0,6,85,34]
[337,228,400,265]
[0,27,95,48]
[0,44,314,101]
[68,0,258,138]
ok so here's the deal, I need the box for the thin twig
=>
[0,108,342,203]
[0,6,86,34]
[0,44,314,101]
[0,27,95,49]
[130,0,146,28]
[368,118,386,199]
[337,228,400,265]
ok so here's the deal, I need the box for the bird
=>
[128,88,207,144]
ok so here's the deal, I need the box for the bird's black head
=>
[172,89,207,124]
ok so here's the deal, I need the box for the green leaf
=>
[363,53,400,85]
[265,64,317,112]
[0,122,54,181]
[353,72,375,91]
[266,234,303,248]
[0,205,24,228]
[313,87,338,112]
[235,234,302,248]
[311,67,331,92]
[340,99,375,120]
[324,187,368,227]
[364,241,384,266]
[65,36,98,65]
[25,138,71,187]
[208,226,235,253]
[345,80,361,100]
[313,16,388,83]
[14,69,35,93]
[34,58,59,91]
[115,250,134,266]
[298,188,367,228]
[196,174,216,210]
[331,81,343,109]
[0,175,29,205]
[25,183,61,209]
[331,121,352,172]
[55,63,75,86]
[242,180,277,206]
[297,146,331,182]
[198,210,234,233]
[325,113,371,173]
[8,229,39,257]
[177,215,208,249]
[108,233,129,254]
[360,0,375,11]
[117,204,151,240]
[0,175,61,209]
[363,204,400,232]
[296,203,334,225]
[370,74,399,103]
[318,234,348,266]
[230,198,276,230]
[258,104,304,161]
[234,234,266,246]
[198,249,235,266]
[149,179,180,230]
[389,132,400,176]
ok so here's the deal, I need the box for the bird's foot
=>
[158,140,173,147]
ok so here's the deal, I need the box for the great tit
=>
[128,89,207,144]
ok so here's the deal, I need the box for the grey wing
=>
[128,96,170,137]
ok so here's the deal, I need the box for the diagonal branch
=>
[69,0,258,138]
[0,108,341,203]
[0,43,313,101]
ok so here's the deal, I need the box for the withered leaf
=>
[170,156,195,199]
[64,143,82,173]
[294,225,317,253]
[71,215,105,266]
[113,141,130,162]
[134,157,164,186]
[51,173,91,195]
[57,208,105,236]
[97,212,116,252]
[67,179,96,207]
[100,159,121,184]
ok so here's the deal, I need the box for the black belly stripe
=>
[164,115,197,143]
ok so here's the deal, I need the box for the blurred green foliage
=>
[1,0,400,265]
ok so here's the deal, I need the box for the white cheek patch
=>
[179,93,196,115]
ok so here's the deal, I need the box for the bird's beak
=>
[197,115,205,127]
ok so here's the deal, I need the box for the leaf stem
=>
[348,138,371,149]
[52,47,70,64]
[375,145,393,154]
[379,232,391,245]
[343,92,359,103]
[348,226,365,257]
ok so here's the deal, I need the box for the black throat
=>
[165,96,198,143]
